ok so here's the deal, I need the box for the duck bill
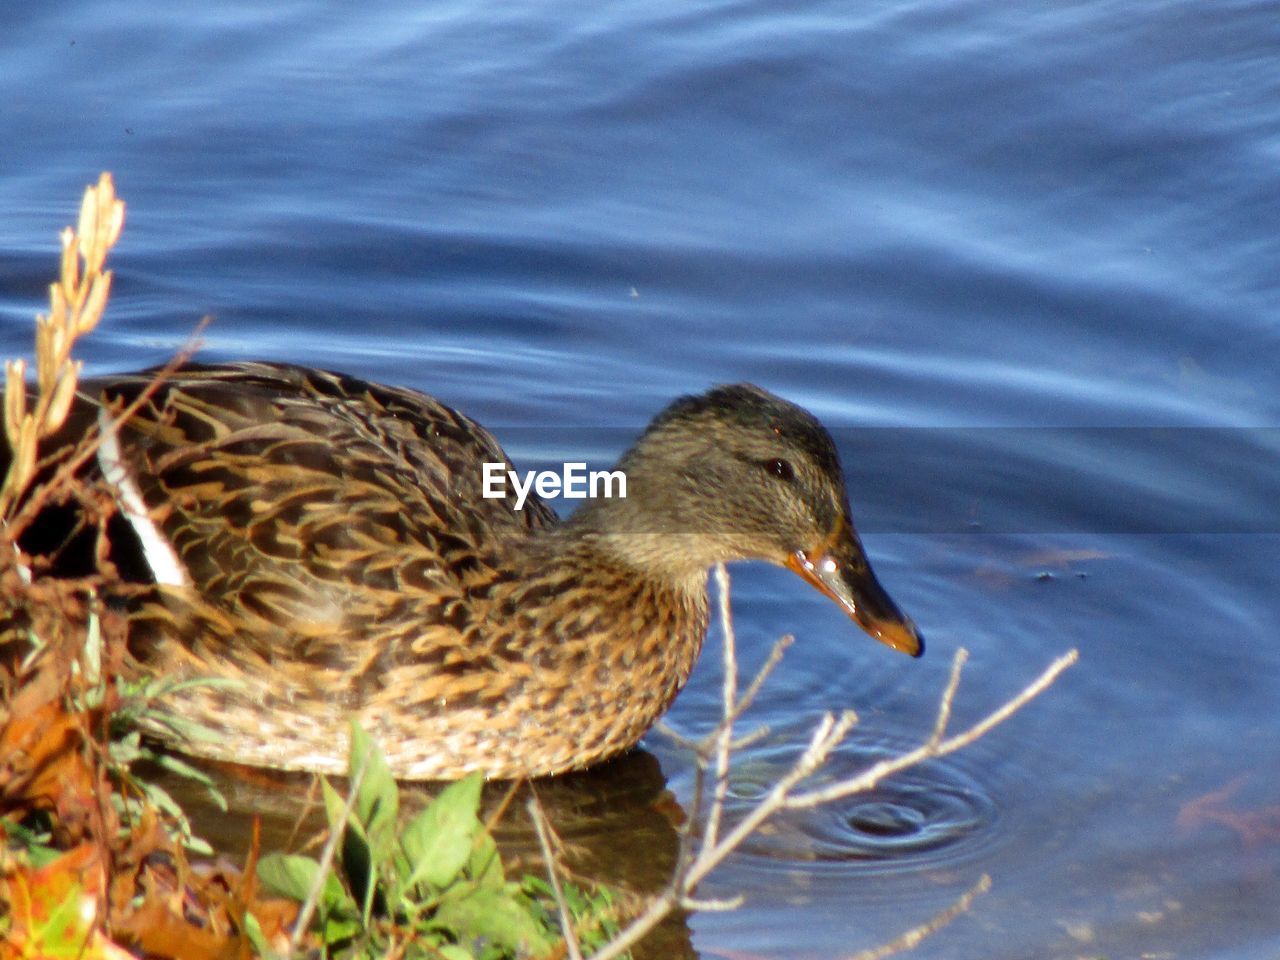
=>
[785,522,924,658]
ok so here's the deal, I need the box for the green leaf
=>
[116,675,247,743]
[316,773,377,923]
[468,831,504,889]
[258,853,356,916]
[33,884,93,957]
[401,772,483,891]
[341,825,375,924]
[322,914,362,944]
[348,720,399,866]
[133,777,184,824]
[433,885,555,957]
[150,750,229,812]
[257,853,320,902]
[11,848,99,959]
[2,816,58,866]
[107,730,143,764]
[437,946,477,960]
[320,777,346,833]
[240,909,272,958]
[522,876,622,953]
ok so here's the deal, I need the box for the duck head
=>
[578,383,923,657]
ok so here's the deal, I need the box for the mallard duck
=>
[36,363,922,779]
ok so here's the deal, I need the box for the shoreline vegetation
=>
[0,174,1077,960]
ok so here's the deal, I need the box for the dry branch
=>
[576,564,1078,960]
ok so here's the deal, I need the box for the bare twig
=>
[653,721,699,753]
[735,632,794,719]
[843,874,992,960]
[585,886,682,960]
[700,563,739,859]
[929,646,968,745]
[654,630,790,756]
[935,648,1078,753]
[727,723,771,752]
[289,749,371,956]
[527,794,584,960]
[786,648,1079,810]
[685,708,858,890]
[579,566,1078,960]
[679,894,745,912]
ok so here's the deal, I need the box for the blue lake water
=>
[3,0,1279,957]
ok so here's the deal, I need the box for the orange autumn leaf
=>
[0,844,102,960]
[113,897,240,960]
[0,697,109,845]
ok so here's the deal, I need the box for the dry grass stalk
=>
[1,173,130,745]
[1,173,124,522]
[528,794,586,960]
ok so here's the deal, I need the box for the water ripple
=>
[682,729,1004,881]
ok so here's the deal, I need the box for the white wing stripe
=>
[96,406,189,587]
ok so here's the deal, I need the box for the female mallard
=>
[67,363,922,779]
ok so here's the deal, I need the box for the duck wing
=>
[88,361,555,669]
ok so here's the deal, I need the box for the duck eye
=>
[765,457,795,481]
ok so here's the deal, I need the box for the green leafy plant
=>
[104,671,245,855]
[257,721,623,959]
